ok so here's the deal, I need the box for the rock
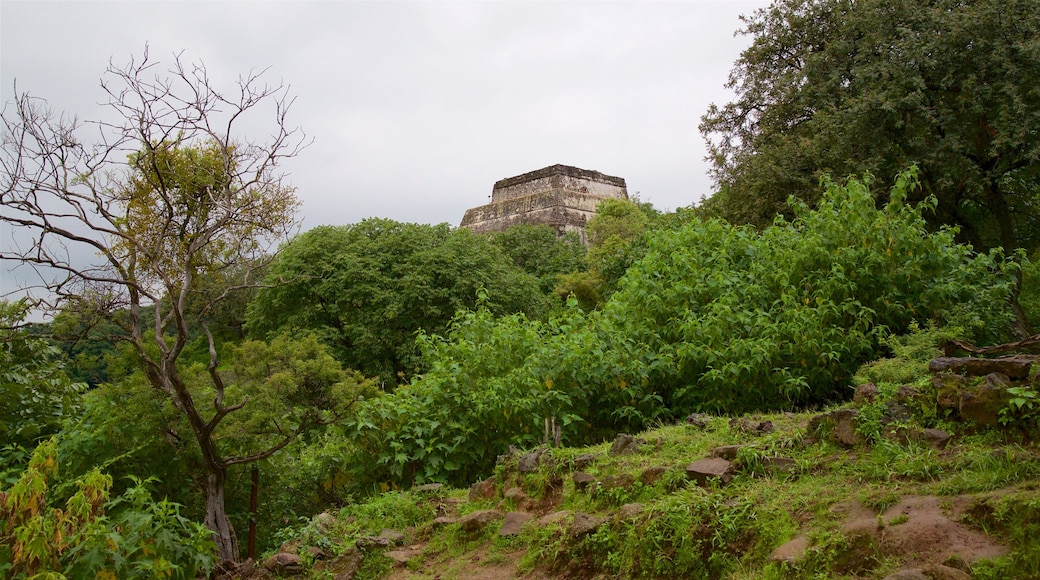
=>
[808,409,861,447]
[883,401,912,423]
[854,383,879,404]
[458,509,504,532]
[469,477,497,501]
[237,558,256,577]
[503,486,527,503]
[711,445,743,460]
[320,546,362,580]
[921,564,972,580]
[895,384,922,403]
[384,549,416,565]
[432,516,457,526]
[881,571,930,580]
[536,510,571,528]
[499,511,533,536]
[884,426,952,449]
[730,417,774,434]
[935,372,1013,425]
[355,536,391,549]
[306,546,326,561]
[519,447,547,472]
[768,535,808,564]
[601,474,635,490]
[685,413,712,428]
[412,483,443,494]
[572,472,596,492]
[568,512,606,538]
[610,433,646,456]
[572,453,598,470]
[763,456,797,473]
[264,552,303,575]
[618,503,644,520]
[314,511,337,533]
[379,529,405,545]
[928,356,1033,379]
[639,466,667,486]
[685,457,733,486]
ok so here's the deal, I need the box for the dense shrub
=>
[347,171,1017,486]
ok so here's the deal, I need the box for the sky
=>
[1,0,769,299]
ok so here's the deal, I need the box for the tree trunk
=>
[205,468,239,563]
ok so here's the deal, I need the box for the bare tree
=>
[0,48,309,562]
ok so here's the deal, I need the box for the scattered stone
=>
[610,433,646,456]
[503,486,527,503]
[883,401,912,423]
[854,383,879,404]
[731,417,774,434]
[921,564,972,580]
[264,552,303,576]
[319,546,362,580]
[572,472,596,492]
[432,516,457,526]
[935,373,1014,425]
[499,511,533,536]
[768,535,808,564]
[412,483,443,494]
[881,571,930,580]
[618,503,644,520]
[685,457,733,486]
[928,356,1032,379]
[711,445,743,460]
[639,466,667,486]
[458,509,504,532]
[600,473,635,490]
[537,510,571,528]
[469,477,497,501]
[568,512,606,538]
[895,384,922,403]
[379,529,406,545]
[356,536,391,549]
[384,549,416,565]
[314,511,337,533]
[571,453,598,470]
[808,409,861,447]
[519,447,547,473]
[763,456,798,473]
[884,426,952,449]
[685,413,712,428]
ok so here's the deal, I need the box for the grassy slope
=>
[277,397,1040,580]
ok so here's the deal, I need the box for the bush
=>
[0,439,215,579]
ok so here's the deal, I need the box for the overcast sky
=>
[1,0,769,298]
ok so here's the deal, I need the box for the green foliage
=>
[346,171,1015,486]
[0,301,85,452]
[1021,249,1040,332]
[611,170,1014,412]
[246,220,551,385]
[700,0,1040,252]
[485,224,587,295]
[854,322,965,387]
[0,439,215,579]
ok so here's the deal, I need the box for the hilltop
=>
[250,352,1040,579]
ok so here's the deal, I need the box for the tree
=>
[246,220,550,385]
[700,0,1040,253]
[0,300,84,454]
[0,49,308,562]
[485,224,586,295]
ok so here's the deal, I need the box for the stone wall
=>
[491,165,628,203]
[460,165,627,243]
